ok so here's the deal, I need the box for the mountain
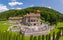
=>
[0,7,63,24]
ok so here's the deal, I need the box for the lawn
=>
[59,36,63,40]
[49,22,63,36]
[56,22,63,28]
[0,21,30,40]
[0,21,11,31]
[0,21,63,40]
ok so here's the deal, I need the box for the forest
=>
[0,7,63,25]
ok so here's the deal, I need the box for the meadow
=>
[59,36,63,40]
[0,21,63,40]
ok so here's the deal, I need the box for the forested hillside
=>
[0,7,63,25]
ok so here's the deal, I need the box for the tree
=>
[0,7,62,24]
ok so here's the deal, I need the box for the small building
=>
[8,17,22,23]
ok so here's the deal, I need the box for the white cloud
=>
[16,8,22,10]
[11,7,22,10]
[30,4,34,7]
[11,8,15,9]
[47,6,52,8]
[0,4,9,12]
[41,4,52,9]
[8,1,23,6]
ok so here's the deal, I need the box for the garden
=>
[0,21,63,40]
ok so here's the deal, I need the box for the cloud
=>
[47,6,52,8]
[11,8,15,9]
[42,5,52,9]
[41,4,52,9]
[30,4,34,7]
[16,8,22,10]
[11,7,22,10]
[8,1,23,6]
[0,4,9,12]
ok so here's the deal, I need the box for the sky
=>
[0,0,63,13]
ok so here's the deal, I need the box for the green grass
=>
[0,21,11,31]
[56,22,63,28]
[49,22,63,36]
[59,36,63,40]
[0,21,30,40]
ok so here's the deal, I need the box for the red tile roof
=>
[24,13,40,17]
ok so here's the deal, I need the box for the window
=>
[31,20,33,22]
[31,20,35,22]
[34,24,36,25]
[37,20,38,22]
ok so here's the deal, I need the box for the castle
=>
[9,10,54,36]
[9,10,41,26]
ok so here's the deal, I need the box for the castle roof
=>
[24,13,40,17]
